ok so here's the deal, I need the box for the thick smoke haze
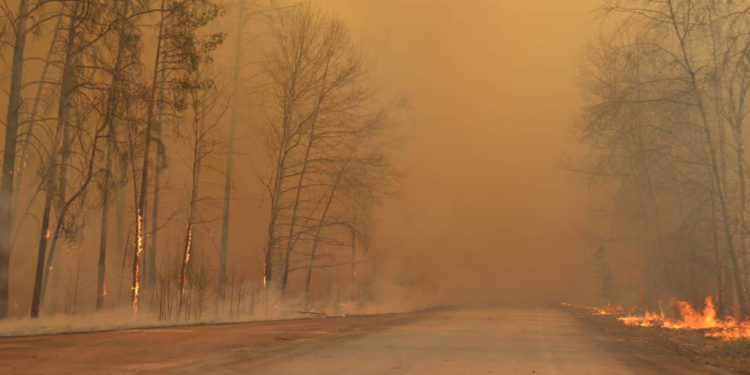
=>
[8,2,750,373]
[0,0,608,321]
[313,0,603,306]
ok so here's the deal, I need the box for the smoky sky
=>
[313,0,604,305]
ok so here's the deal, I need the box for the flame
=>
[132,212,144,317]
[617,310,666,327]
[185,229,192,266]
[617,297,716,329]
[662,298,719,329]
[180,225,193,297]
[263,267,268,288]
[571,297,750,341]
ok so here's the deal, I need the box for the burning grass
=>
[564,298,750,374]
[564,297,750,341]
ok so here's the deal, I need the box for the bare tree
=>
[262,4,398,303]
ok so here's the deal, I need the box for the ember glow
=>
[560,302,626,316]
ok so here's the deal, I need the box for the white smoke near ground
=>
[0,275,433,337]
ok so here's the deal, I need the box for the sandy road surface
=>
[0,308,736,374]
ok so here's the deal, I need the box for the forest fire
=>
[568,297,750,341]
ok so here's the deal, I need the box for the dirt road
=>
[0,308,736,374]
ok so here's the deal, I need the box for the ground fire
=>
[566,297,750,341]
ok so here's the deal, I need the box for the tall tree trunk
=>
[180,102,205,300]
[146,120,162,291]
[12,12,62,239]
[219,0,246,301]
[31,0,80,317]
[115,179,126,304]
[96,153,111,311]
[730,108,749,306]
[350,226,356,280]
[0,0,29,319]
[711,193,726,316]
[147,67,167,293]
[133,0,166,316]
[97,0,131,311]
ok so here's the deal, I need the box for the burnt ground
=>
[564,305,750,374]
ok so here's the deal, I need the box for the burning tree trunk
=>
[180,104,206,301]
[132,0,222,316]
[133,0,167,316]
[180,43,224,308]
[36,0,144,314]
